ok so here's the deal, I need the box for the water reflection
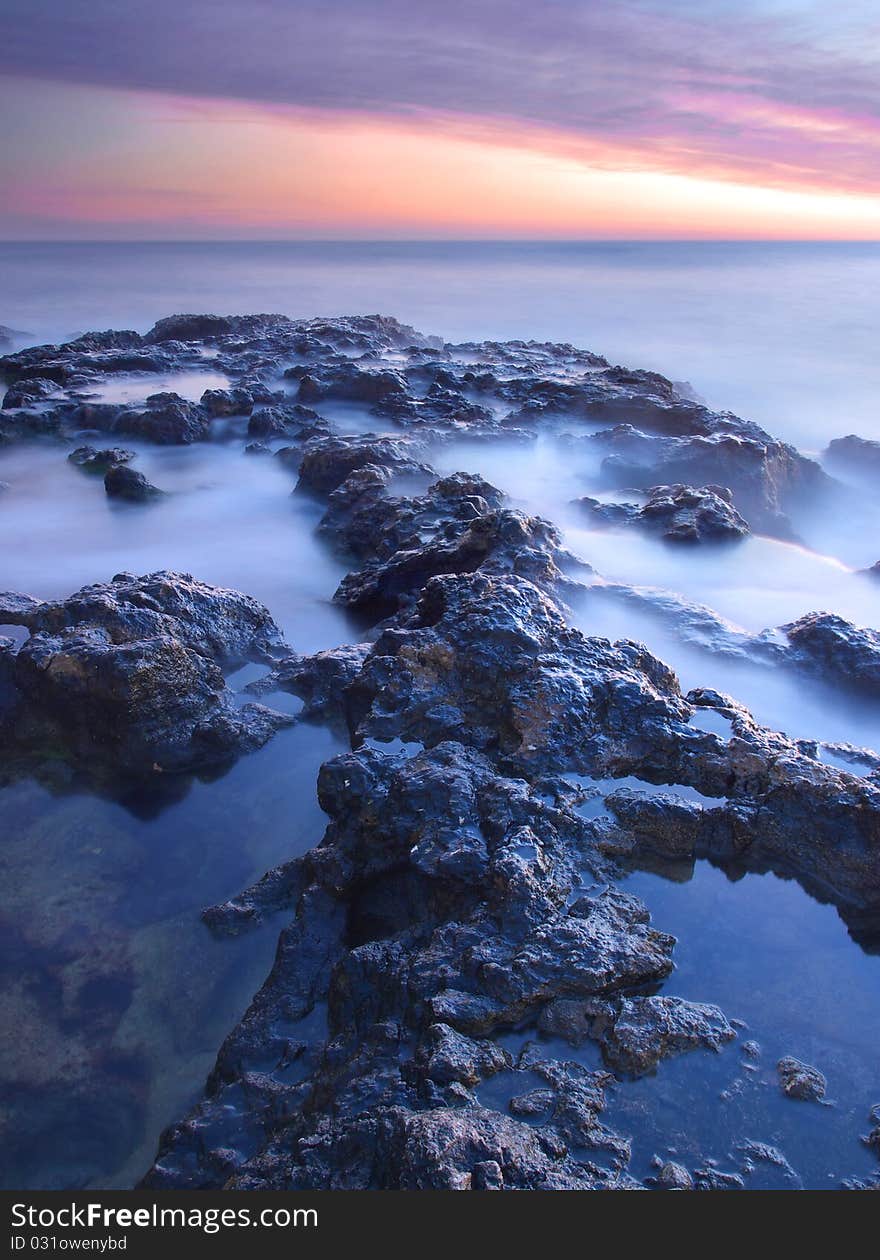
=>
[0,721,345,1190]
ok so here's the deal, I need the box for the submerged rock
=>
[777,1056,827,1102]
[653,1161,694,1190]
[600,996,736,1076]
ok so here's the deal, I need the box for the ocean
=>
[2,239,879,451]
[2,238,879,1190]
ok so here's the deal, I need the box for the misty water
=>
[1,241,879,1188]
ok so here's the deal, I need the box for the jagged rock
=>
[2,377,59,408]
[200,386,253,417]
[296,434,429,495]
[68,445,135,472]
[334,501,567,619]
[113,392,210,444]
[579,483,749,543]
[694,1167,745,1190]
[654,1161,694,1190]
[145,314,241,343]
[600,996,736,1076]
[777,1056,827,1102]
[104,464,164,502]
[421,1024,510,1087]
[12,310,873,1191]
[247,403,326,441]
[782,612,880,696]
[591,424,827,536]
[345,570,690,777]
[247,643,371,727]
[0,572,291,775]
[149,739,671,1187]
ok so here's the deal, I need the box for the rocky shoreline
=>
[1,314,878,1190]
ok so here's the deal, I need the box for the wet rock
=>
[7,570,288,663]
[600,996,736,1076]
[637,483,748,542]
[654,1160,694,1190]
[247,643,370,727]
[334,502,567,620]
[777,1056,826,1102]
[694,1167,745,1190]
[145,314,242,343]
[200,386,253,417]
[346,571,690,777]
[782,612,880,697]
[296,434,429,495]
[247,403,326,441]
[861,1106,880,1159]
[2,377,59,408]
[0,571,291,775]
[579,484,749,543]
[104,465,164,502]
[737,1141,802,1187]
[149,738,670,1188]
[0,408,64,442]
[592,424,827,537]
[422,1024,510,1087]
[294,362,408,407]
[114,392,210,444]
[68,445,135,473]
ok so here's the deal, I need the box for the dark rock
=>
[655,1161,694,1190]
[296,434,429,495]
[694,1167,745,1190]
[0,572,291,776]
[782,612,880,697]
[638,483,749,542]
[579,483,749,543]
[777,1056,827,1102]
[145,314,240,343]
[247,403,326,441]
[0,408,64,442]
[114,392,210,444]
[825,434,880,478]
[592,424,827,537]
[200,387,253,417]
[600,996,736,1076]
[104,465,164,502]
[2,377,59,408]
[345,570,690,777]
[69,446,135,473]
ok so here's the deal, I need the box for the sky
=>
[1,0,879,239]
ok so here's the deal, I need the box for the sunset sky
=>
[2,0,879,239]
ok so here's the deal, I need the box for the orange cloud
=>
[4,80,880,239]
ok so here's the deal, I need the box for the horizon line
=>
[2,236,880,246]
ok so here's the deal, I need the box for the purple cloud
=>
[2,1,880,193]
